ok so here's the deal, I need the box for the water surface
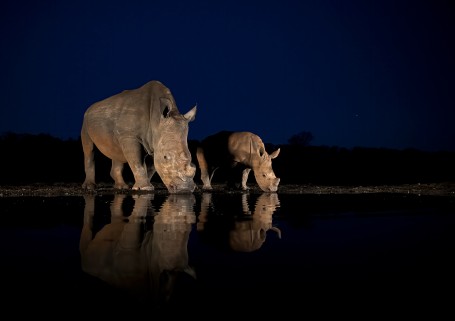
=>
[1,192,453,317]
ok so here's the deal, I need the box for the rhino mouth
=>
[259,178,280,192]
[166,179,196,194]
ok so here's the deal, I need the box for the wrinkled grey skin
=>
[80,194,196,308]
[81,80,197,193]
[196,131,280,192]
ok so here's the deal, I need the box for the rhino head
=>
[153,99,197,193]
[251,146,281,192]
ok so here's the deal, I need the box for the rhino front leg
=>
[130,162,153,190]
[241,168,251,190]
[120,139,153,191]
[110,160,130,189]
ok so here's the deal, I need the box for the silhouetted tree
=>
[288,131,314,146]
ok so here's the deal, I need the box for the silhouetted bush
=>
[1,132,454,186]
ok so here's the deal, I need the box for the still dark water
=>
[1,192,454,317]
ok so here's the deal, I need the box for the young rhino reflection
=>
[79,193,196,307]
[198,193,281,252]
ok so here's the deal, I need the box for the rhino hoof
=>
[82,182,96,190]
[132,185,154,191]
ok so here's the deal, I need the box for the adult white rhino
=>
[195,131,280,192]
[81,80,197,193]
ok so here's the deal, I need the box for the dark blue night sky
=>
[1,0,454,152]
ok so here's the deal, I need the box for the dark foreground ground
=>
[1,182,454,197]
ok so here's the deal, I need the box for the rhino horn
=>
[271,226,281,239]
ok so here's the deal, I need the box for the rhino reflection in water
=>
[197,193,281,252]
[80,193,196,307]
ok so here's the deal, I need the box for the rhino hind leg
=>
[201,171,213,190]
[110,160,130,189]
[196,147,213,190]
[81,125,96,190]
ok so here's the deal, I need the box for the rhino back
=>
[83,81,174,151]
[200,131,236,167]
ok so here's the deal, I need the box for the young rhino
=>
[81,80,197,193]
[195,131,280,192]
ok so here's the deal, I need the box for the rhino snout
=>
[271,178,281,191]
[265,178,280,192]
[186,162,196,177]
[167,180,196,194]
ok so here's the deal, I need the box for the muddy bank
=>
[1,182,454,197]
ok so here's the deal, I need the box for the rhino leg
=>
[241,168,251,190]
[200,169,212,190]
[130,164,154,191]
[196,147,212,190]
[81,124,96,190]
[120,139,153,191]
[110,160,130,189]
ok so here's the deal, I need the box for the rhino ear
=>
[253,140,267,158]
[160,98,172,118]
[184,105,197,122]
[270,148,280,159]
